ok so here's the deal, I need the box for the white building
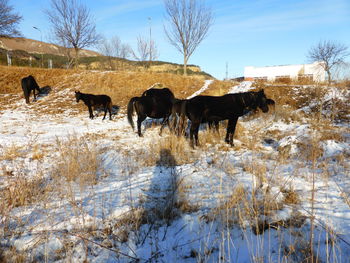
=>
[244,62,326,82]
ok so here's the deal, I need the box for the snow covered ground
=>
[0,80,349,262]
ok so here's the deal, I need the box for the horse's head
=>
[257,89,269,113]
[75,91,81,102]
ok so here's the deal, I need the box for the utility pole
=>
[33,26,44,68]
[148,17,152,68]
[225,62,228,80]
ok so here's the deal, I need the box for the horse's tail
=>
[127,97,138,130]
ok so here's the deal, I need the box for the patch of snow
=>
[228,81,255,94]
[187,79,213,99]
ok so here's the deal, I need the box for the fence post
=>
[7,52,12,66]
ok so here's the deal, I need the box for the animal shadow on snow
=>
[139,149,184,232]
[36,86,52,100]
[134,148,199,259]
[93,104,120,118]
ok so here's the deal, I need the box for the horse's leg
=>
[225,116,238,146]
[194,124,200,146]
[214,120,219,133]
[190,121,200,148]
[33,88,36,101]
[102,106,107,120]
[88,105,94,119]
[108,104,112,120]
[23,89,30,104]
[137,114,146,137]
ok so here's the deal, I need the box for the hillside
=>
[0,67,349,262]
[0,37,100,57]
[0,37,212,78]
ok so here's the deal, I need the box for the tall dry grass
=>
[0,65,205,111]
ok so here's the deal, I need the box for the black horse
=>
[172,98,220,136]
[21,75,41,104]
[127,87,175,136]
[75,91,113,120]
[182,89,274,147]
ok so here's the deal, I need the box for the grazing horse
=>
[182,89,273,147]
[21,75,41,104]
[127,88,175,136]
[75,91,113,120]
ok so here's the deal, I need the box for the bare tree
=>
[0,0,22,37]
[148,39,159,62]
[120,43,133,60]
[45,0,100,67]
[99,36,116,69]
[99,36,132,70]
[133,35,158,67]
[56,35,74,68]
[308,40,349,83]
[164,0,212,76]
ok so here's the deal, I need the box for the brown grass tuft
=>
[52,136,102,187]
[2,175,49,207]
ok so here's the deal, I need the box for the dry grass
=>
[52,136,102,187]
[2,175,49,208]
[0,144,26,161]
[138,133,199,166]
[0,65,205,116]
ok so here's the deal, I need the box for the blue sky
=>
[12,0,350,79]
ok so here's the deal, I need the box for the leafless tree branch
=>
[133,35,159,66]
[308,40,349,83]
[98,36,132,70]
[164,0,212,75]
[0,0,22,37]
[45,0,100,67]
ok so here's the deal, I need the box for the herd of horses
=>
[21,75,275,147]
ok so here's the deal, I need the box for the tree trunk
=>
[74,47,80,68]
[183,54,188,76]
[327,70,331,84]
